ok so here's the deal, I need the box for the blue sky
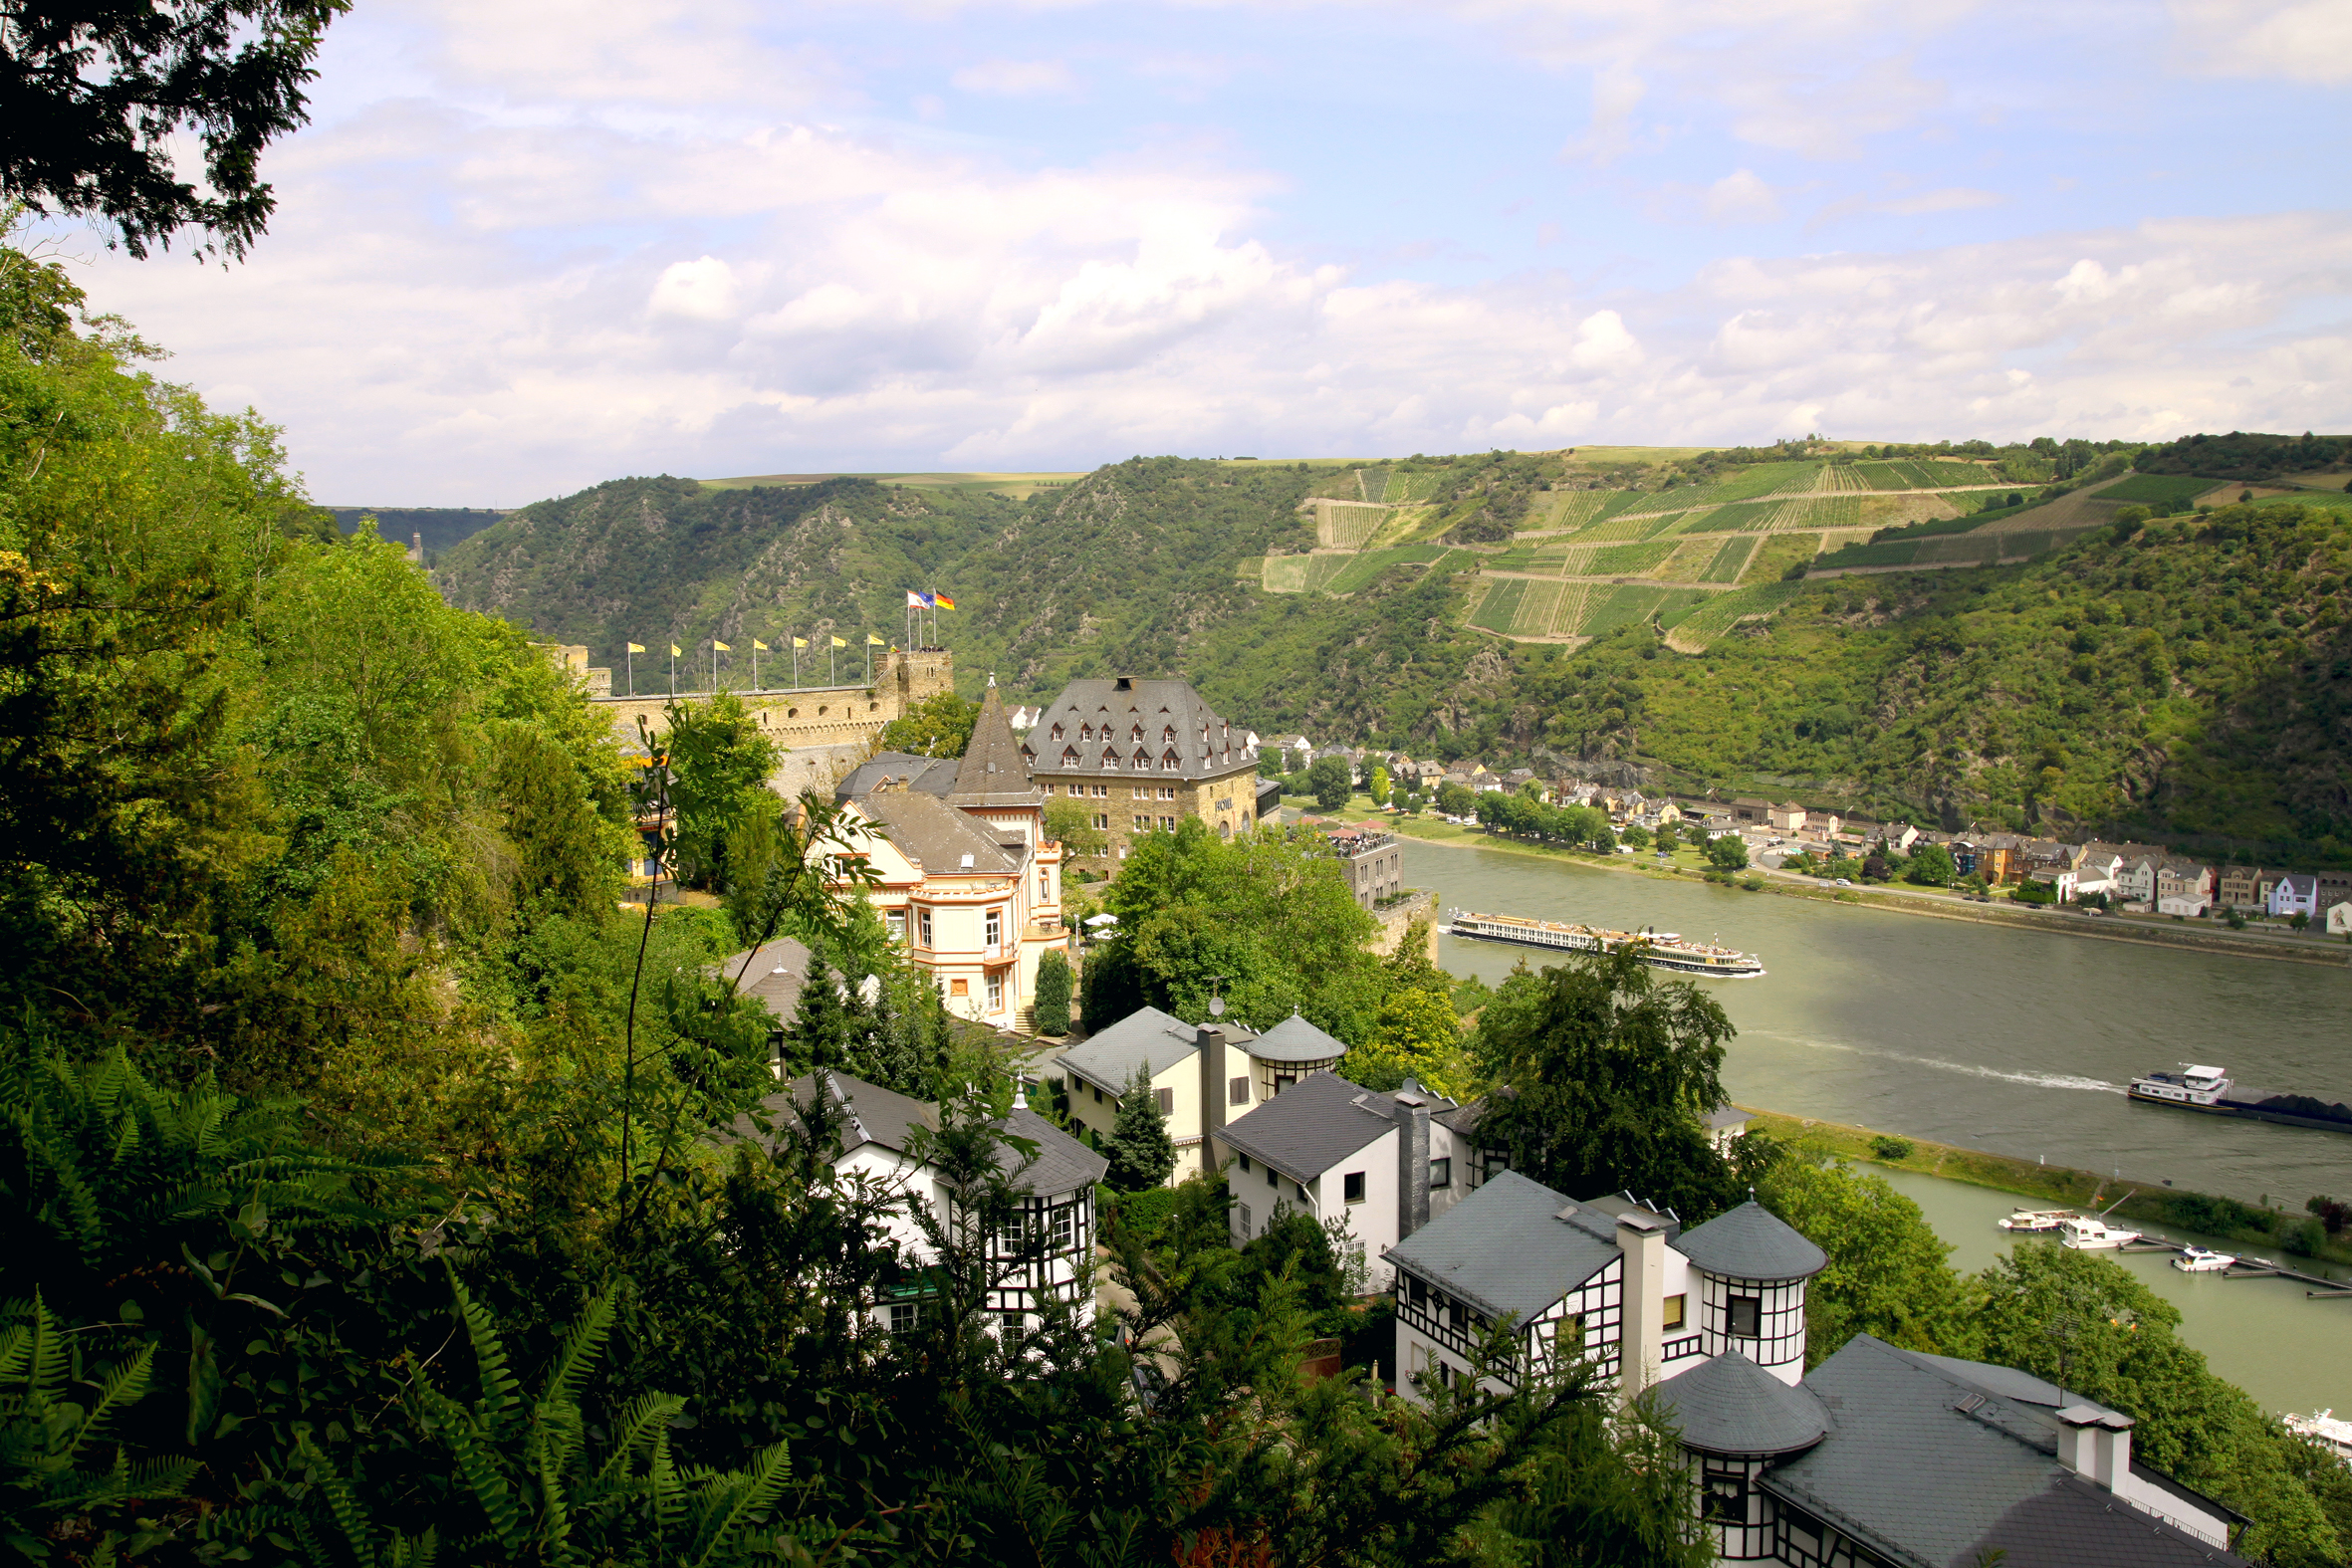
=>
[73,0,2352,503]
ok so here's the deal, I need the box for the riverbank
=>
[1359,810,2352,970]
[1742,1106,2352,1273]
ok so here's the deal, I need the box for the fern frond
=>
[420,1386,523,1548]
[538,1288,614,1414]
[443,1264,521,1419]
[593,1393,686,1486]
[649,1427,684,1534]
[297,1435,378,1560]
[682,1442,793,1568]
[73,1341,157,1459]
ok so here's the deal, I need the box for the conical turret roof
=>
[948,679,1045,808]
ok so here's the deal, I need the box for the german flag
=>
[934,592,956,610]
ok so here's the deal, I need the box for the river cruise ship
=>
[1445,910,1765,978]
[2128,1064,2352,1136]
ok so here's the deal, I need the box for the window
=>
[1093,812,1109,830]
[889,1302,918,1334]
[986,972,1003,1011]
[1428,1157,1452,1190]
[1001,1310,1025,1337]
[1726,1294,1763,1338]
[1091,1083,1102,1103]
[1701,1465,1749,1523]
[1229,1075,1250,1106]
[1160,786,1175,800]
[1131,785,1147,799]
[950,979,969,998]
[1154,1087,1174,1117]
[1092,784,1108,797]
[999,1213,1027,1249]
[1038,871,1049,902]
[985,908,1002,949]
[1159,815,1176,831]
[1343,1171,1366,1204]
[1447,1296,1466,1331]
[916,907,933,948]
[1662,1293,1686,1331]
[1266,1165,1277,1188]
[1052,1207,1073,1251]
[887,910,905,942]
[1237,1203,1252,1236]
[1236,1152,1250,1172]
[1406,1273,1427,1307]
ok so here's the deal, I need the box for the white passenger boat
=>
[2173,1245,2236,1272]
[1445,909,1765,978]
[1997,1208,2082,1233]
[2285,1411,2352,1467]
[2057,1215,2143,1250]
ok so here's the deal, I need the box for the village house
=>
[1056,1008,1350,1182]
[1025,676,1261,862]
[1766,802,1806,833]
[2269,873,2319,921]
[1209,1070,1471,1284]
[1731,797,1771,825]
[2217,865,2267,910]
[2319,869,2352,915]
[1328,824,1405,911]
[2155,860,2215,917]
[729,1071,1105,1338]
[1392,1172,2246,1566]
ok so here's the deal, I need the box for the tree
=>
[1704,834,1749,871]
[1105,1062,1177,1190]
[3,0,351,259]
[1653,821,1680,853]
[1859,853,1892,882]
[1620,823,1652,850]
[1308,754,1353,811]
[1471,947,1756,1220]
[1033,948,1072,1036]
[1434,781,1477,818]
[873,688,979,757]
[662,692,779,889]
[1905,842,1956,886]
[1368,765,1392,807]
[1340,923,1466,1095]
[781,953,854,1075]
[1044,793,1107,857]
[1759,1152,1973,1367]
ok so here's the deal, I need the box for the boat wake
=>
[1760,1033,2126,1095]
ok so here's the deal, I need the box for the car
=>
[1835,878,1853,887]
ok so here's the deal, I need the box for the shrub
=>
[1033,948,1072,1035]
[1869,1135,1915,1162]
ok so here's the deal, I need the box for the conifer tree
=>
[1033,949,1072,1036]
[1104,1062,1176,1191]
[785,954,851,1075]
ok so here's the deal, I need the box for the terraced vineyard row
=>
[1661,580,1812,651]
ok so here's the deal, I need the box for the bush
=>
[1869,1135,1915,1162]
[1033,948,1072,1035]
[1705,835,1750,871]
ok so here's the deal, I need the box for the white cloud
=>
[1707,169,1784,222]
[952,58,1077,96]
[2169,0,2352,83]
[649,257,748,321]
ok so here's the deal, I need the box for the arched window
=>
[1219,821,1231,839]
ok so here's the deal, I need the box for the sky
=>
[55,0,2352,504]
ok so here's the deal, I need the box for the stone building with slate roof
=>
[830,681,1067,1030]
[1389,1169,2246,1566]
[730,1071,1106,1340]
[1023,676,1261,862]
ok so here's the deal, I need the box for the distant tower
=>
[407,531,424,565]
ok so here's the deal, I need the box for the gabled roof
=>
[1216,1070,1398,1183]
[1764,1335,2245,1568]
[1248,1011,1349,1064]
[1672,1199,1827,1282]
[1027,677,1253,782]
[1057,1006,1255,1093]
[856,788,1024,876]
[713,936,814,1021]
[1382,1169,1621,1325]
[1655,1349,1830,1456]
[947,681,1045,809]
[731,1074,1104,1198]
[1001,1104,1109,1197]
[835,751,960,802]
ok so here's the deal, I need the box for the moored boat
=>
[2129,1063,2352,1136]
[1446,909,1765,978]
[2173,1245,2236,1272]
[2057,1215,2143,1250]
[2284,1411,2352,1467]
[1997,1208,2081,1233]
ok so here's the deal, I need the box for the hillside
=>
[436,453,2352,863]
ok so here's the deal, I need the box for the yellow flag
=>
[830,635,846,648]
[792,637,808,648]
[866,633,884,645]
[626,642,645,653]
[669,643,681,656]
[713,640,732,652]
[753,638,770,651]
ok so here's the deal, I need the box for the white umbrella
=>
[1083,913,1119,927]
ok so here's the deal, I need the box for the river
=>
[1404,837,2352,1416]
[1408,838,2352,1208]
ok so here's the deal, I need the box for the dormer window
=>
[1162,751,1180,771]
[1051,724,1063,741]
[1062,747,1079,766]
[1162,726,1175,743]
[1130,725,1143,742]
[1079,724,1092,742]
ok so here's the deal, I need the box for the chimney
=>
[1114,676,1133,692]
[1392,1084,1432,1241]
[1615,1213,1666,1406]
[1196,1025,1228,1144]
[2057,1407,2134,1491]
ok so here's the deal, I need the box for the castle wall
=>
[587,648,954,756]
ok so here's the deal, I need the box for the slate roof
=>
[1216,1070,1398,1183]
[1764,1335,2245,1568]
[1382,1169,1622,1325]
[1057,1007,1255,1094]
[732,1075,1103,1199]
[856,788,1024,876]
[1672,1199,1827,1282]
[1655,1349,1829,1456]
[1000,1105,1108,1197]
[834,752,959,802]
[1248,1011,1349,1064]
[947,682,1045,809]
[1026,677,1255,782]
[713,936,813,1022]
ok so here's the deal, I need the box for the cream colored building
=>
[1023,676,1262,861]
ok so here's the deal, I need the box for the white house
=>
[736,1072,1106,1338]
[1058,1008,1350,1182]
[2270,872,2319,920]
[2158,889,2212,918]
[1207,1069,1470,1285]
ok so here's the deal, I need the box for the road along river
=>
[1406,839,2352,1211]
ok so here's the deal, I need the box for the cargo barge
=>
[2127,1064,2352,1136]
[1445,909,1764,978]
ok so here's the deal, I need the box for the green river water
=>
[1402,837,2352,1418]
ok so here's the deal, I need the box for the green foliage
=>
[1759,1152,1972,1367]
[875,689,979,757]
[1704,835,1749,870]
[1868,1135,1915,1161]
[1309,755,1353,811]
[1904,843,1955,885]
[1044,793,1108,858]
[662,691,781,888]
[1368,765,1392,806]
[1033,949,1073,1036]
[1471,949,1762,1221]
[2135,431,2350,482]
[1341,925,1468,1097]
[1973,1244,2343,1563]
[1105,1064,1177,1192]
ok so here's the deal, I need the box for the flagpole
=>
[752,642,759,690]
[668,647,675,696]
[626,646,633,696]
[711,643,718,691]
[793,637,800,688]
[828,639,835,685]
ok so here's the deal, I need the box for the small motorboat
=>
[1998,1208,2081,1232]
[2057,1215,2143,1250]
[2173,1245,2236,1272]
